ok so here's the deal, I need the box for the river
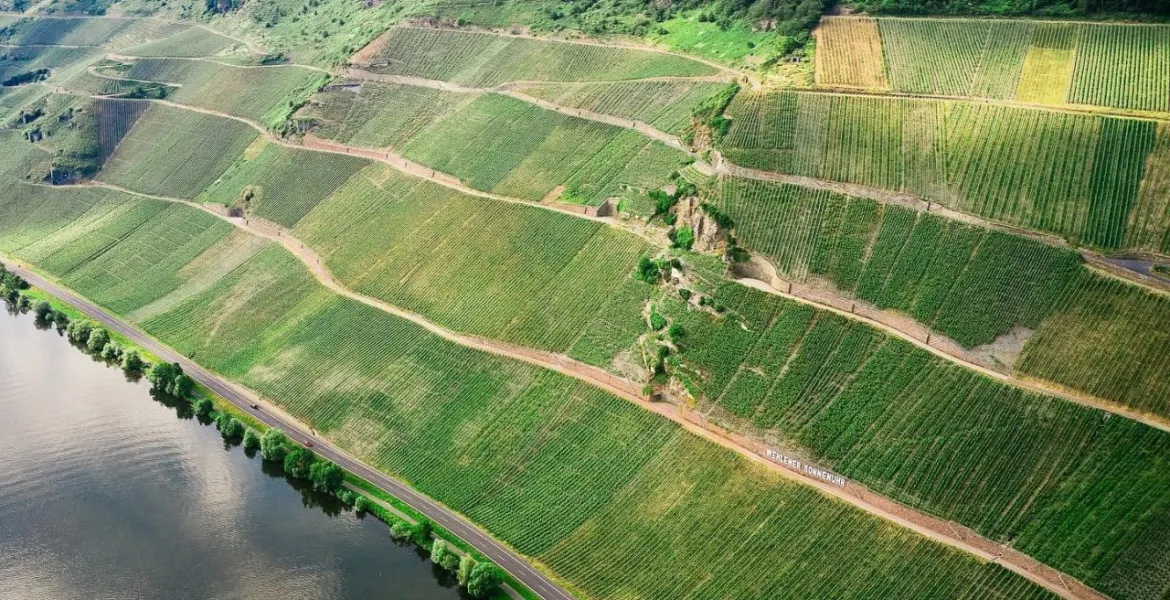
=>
[0,304,466,600]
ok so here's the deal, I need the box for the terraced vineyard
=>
[712,176,1170,420]
[293,165,651,353]
[816,17,1170,112]
[98,103,259,198]
[114,58,326,124]
[719,90,1161,250]
[304,87,691,204]
[517,80,736,136]
[360,26,719,85]
[199,142,368,227]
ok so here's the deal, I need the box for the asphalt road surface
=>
[5,261,576,600]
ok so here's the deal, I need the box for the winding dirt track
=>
[41,179,1105,600]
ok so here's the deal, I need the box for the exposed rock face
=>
[674,196,728,254]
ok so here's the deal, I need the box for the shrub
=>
[32,300,51,320]
[260,428,290,462]
[412,518,433,546]
[352,495,369,513]
[283,445,315,479]
[650,307,667,331]
[147,362,194,397]
[457,555,477,586]
[668,323,686,344]
[467,562,504,598]
[431,539,460,572]
[53,310,69,332]
[193,397,213,417]
[66,319,93,344]
[217,414,244,438]
[672,226,695,250]
[86,327,110,354]
[121,350,144,372]
[390,520,414,540]
[309,458,342,492]
[100,341,122,360]
[242,428,261,451]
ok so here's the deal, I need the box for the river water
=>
[0,305,465,600]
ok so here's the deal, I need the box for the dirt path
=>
[40,177,1110,600]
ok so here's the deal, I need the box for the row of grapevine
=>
[299,81,477,149]
[121,58,324,123]
[366,26,717,86]
[3,192,1061,600]
[1018,269,1170,418]
[719,91,1160,249]
[823,17,1170,111]
[292,165,651,354]
[391,94,688,204]
[198,143,368,227]
[122,26,239,58]
[99,103,260,198]
[519,80,733,136]
[1069,23,1170,112]
[666,281,1170,597]
[815,17,888,89]
[95,98,150,162]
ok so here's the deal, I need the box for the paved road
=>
[4,260,576,600]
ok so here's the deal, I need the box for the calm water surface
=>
[0,306,465,600]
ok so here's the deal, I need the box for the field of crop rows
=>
[95,98,150,161]
[1018,269,1170,418]
[719,91,1160,249]
[397,94,689,204]
[120,58,325,124]
[815,17,888,89]
[713,177,1082,347]
[199,142,368,227]
[0,45,98,83]
[665,282,1170,596]
[299,81,478,149]
[1125,124,1170,254]
[713,176,1170,418]
[818,17,1170,112]
[121,26,240,58]
[519,80,735,136]
[293,165,651,353]
[364,26,717,86]
[99,103,259,198]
